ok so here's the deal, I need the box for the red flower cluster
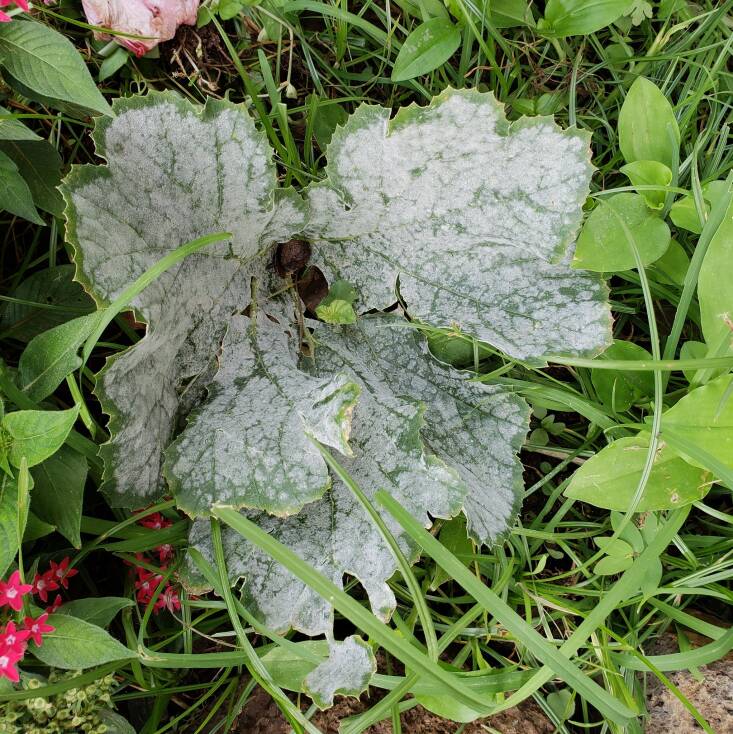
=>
[0,0,28,23]
[0,571,55,682]
[32,556,78,604]
[131,512,181,614]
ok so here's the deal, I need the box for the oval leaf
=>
[539,0,634,38]
[31,614,135,669]
[573,193,670,272]
[565,435,710,512]
[2,407,79,468]
[0,19,111,116]
[392,19,461,82]
[618,77,680,170]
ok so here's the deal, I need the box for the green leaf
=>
[96,710,137,734]
[165,312,360,517]
[1,407,79,468]
[649,238,689,286]
[430,514,473,590]
[660,373,733,479]
[547,689,575,722]
[391,19,462,82]
[30,446,88,548]
[538,0,634,37]
[697,195,733,350]
[0,103,42,141]
[594,555,633,576]
[0,139,64,216]
[315,279,358,324]
[679,341,707,384]
[0,19,111,116]
[618,77,680,170]
[23,510,56,541]
[19,313,99,402]
[259,640,327,692]
[307,89,611,361]
[31,614,135,669]
[0,265,94,342]
[594,537,633,557]
[591,339,654,412]
[573,193,670,272]
[0,473,20,577]
[56,597,135,628]
[488,0,535,28]
[620,160,672,210]
[565,435,711,511]
[63,92,306,509]
[98,47,130,82]
[670,180,728,234]
[0,149,43,225]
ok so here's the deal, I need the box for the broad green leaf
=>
[573,193,670,272]
[430,514,473,589]
[31,614,135,669]
[620,160,671,210]
[63,92,306,509]
[697,195,733,350]
[165,313,360,517]
[594,537,633,557]
[391,19,461,82]
[0,473,20,577]
[304,636,376,708]
[30,446,88,548]
[307,89,611,361]
[0,139,64,216]
[56,597,134,628]
[1,407,78,468]
[24,511,56,541]
[565,435,710,511]
[670,180,728,234]
[660,373,733,478]
[0,149,43,225]
[0,19,111,116]
[538,0,634,37]
[649,238,688,286]
[618,77,680,170]
[488,0,535,28]
[0,103,42,141]
[591,340,654,412]
[0,265,94,342]
[19,313,99,402]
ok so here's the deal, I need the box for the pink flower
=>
[48,557,78,590]
[0,0,28,22]
[154,584,181,614]
[46,594,64,613]
[0,647,23,683]
[0,622,30,657]
[23,613,55,646]
[0,571,33,612]
[32,571,59,603]
[81,0,200,57]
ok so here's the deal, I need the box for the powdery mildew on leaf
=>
[185,318,471,634]
[304,636,376,708]
[62,93,305,508]
[185,315,526,644]
[309,317,529,544]
[306,88,611,361]
[165,313,360,516]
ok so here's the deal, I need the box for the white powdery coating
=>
[185,318,470,635]
[64,95,305,508]
[306,89,611,361]
[165,313,359,516]
[310,317,529,543]
[304,636,376,708]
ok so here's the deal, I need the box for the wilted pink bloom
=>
[82,0,200,57]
